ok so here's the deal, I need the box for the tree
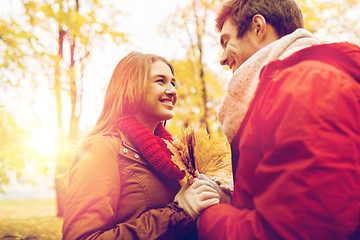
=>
[0,108,28,193]
[24,0,126,217]
[0,1,53,194]
[164,0,360,140]
[168,58,227,139]
[297,0,360,44]
[1,0,127,217]
[163,0,227,139]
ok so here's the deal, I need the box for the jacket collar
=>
[117,130,149,166]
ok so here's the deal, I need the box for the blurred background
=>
[1,0,359,238]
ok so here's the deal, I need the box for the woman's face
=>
[135,61,177,129]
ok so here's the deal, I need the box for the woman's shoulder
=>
[75,134,121,162]
[87,133,121,147]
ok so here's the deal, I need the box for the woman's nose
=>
[165,83,177,103]
[165,83,177,95]
[164,89,174,95]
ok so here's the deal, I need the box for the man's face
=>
[219,18,260,73]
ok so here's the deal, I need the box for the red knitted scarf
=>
[117,117,185,180]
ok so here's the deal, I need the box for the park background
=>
[1,0,359,239]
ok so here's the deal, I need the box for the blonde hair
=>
[87,51,174,139]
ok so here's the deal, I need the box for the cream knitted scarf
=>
[217,28,320,143]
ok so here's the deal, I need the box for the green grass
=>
[0,199,62,240]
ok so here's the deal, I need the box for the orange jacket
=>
[62,131,197,240]
[198,42,360,239]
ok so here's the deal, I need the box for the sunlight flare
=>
[27,126,58,158]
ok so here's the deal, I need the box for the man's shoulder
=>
[262,42,360,84]
[291,43,359,73]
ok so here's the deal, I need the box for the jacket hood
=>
[263,42,360,84]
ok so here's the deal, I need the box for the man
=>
[197,0,360,239]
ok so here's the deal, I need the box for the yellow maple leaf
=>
[171,126,233,187]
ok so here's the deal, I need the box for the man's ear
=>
[251,14,267,41]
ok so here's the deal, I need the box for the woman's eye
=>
[171,81,176,87]
[156,79,164,83]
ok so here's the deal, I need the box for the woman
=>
[62,52,220,240]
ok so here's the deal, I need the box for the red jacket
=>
[198,42,360,239]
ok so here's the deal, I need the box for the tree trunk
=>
[197,37,209,133]
[55,0,83,217]
[54,28,66,218]
[68,39,79,141]
[193,1,210,134]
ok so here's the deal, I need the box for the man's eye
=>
[156,79,164,83]
[171,81,176,87]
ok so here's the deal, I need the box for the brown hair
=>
[87,51,174,139]
[216,0,304,38]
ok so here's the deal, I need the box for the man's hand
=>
[174,179,220,220]
[198,174,232,204]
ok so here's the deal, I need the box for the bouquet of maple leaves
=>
[167,126,233,189]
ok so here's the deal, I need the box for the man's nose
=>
[220,50,228,66]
